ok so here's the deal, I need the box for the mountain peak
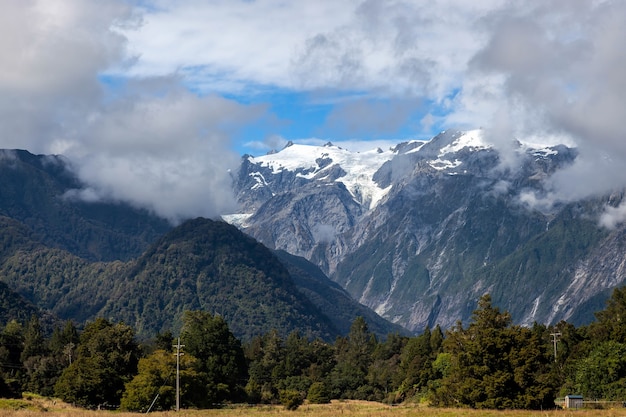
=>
[245,142,396,210]
[230,129,612,333]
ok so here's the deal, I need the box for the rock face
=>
[0,149,406,339]
[230,130,626,332]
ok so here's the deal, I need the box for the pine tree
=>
[180,311,247,406]
[54,318,140,408]
[20,315,47,362]
[329,317,376,399]
[431,294,556,409]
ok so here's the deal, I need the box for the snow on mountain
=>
[240,130,496,209]
[437,129,490,155]
[249,142,397,209]
[232,129,569,219]
[227,128,624,334]
[426,129,490,171]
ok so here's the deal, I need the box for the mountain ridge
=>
[230,129,626,331]
[0,150,405,340]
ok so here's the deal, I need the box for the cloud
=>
[463,1,626,208]
[0,0,270,223]
[65,84,267,223]
[122,0,497,100]
[3,0,626,223]
[291,0,497,99]
[600,202,626,230]
[312,224,337,244]
[323,97,422,138]
[119,0,356,92]
[0,0,131,151]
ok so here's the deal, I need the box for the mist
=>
[463,1,626,225]
[2,1,626,226]
[0,0,268,223]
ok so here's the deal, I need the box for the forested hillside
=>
[99,218,339,340]
[0,149,171,262]
[0,214,401,340]
[0,149,402,340]
[3,290,626,410]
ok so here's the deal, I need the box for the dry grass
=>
[2,399,626,417]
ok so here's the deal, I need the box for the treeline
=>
[3,290,626,410]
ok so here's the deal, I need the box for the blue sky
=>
[224,89,439,155]
[113,0,488,156]
[2,0,626,221]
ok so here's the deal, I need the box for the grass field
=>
[3,397,626,417]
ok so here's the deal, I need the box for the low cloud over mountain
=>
[2,1,626,225]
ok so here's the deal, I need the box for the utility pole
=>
[173,338,185,411]
[550,332,561,362]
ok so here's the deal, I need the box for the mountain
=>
[229,130,626,332]
[98,218,340,340]
[0,213,401,340]
[273,249,409,337]
[0,149,171,262]
[0,149,403,340]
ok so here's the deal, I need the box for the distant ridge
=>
[0,148,405,340]
[231,129,626,332]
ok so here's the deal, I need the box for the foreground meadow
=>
[3,398,626,417]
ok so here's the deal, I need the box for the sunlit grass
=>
[2,398,626,417]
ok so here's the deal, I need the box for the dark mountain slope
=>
[0,149,171,261]
[274,249,409,338]
[0,149,405,340]
[99,218,340,340]
[0,212,403,341]
[0,281,49,329]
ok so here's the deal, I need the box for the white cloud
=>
[0,0,131,151]
[121,0,500,99]
[0,0,269,222]
[3,0,626,222]
[119,0,358,91]
[65,85,266,223]
[464,1,626,206]
[600,202,626,229]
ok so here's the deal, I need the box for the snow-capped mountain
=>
[228,130,626,332]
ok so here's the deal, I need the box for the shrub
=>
[307,382,331,404]
[279,389,304,410]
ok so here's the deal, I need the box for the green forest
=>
[2,290,626,411]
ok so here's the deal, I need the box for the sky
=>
[2,0,626,224]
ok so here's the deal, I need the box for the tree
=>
[591,286,626,343]
[20,315,57,395]
[54,318,140,408]
[280,389,304,410]
[121,349,202,411]
[49,320,79,367]
[367,332,406,402]
[245,330,284,403]
[154,330,174,353]
[307,381,331,404]
[54,356,109,407]
[329,317,376,399]
[395,327,437,401]
[180,311,247,406]
[574,341,626,400]
[20,315,47,362]
[0,320,24,396]
[431,294,556,409]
